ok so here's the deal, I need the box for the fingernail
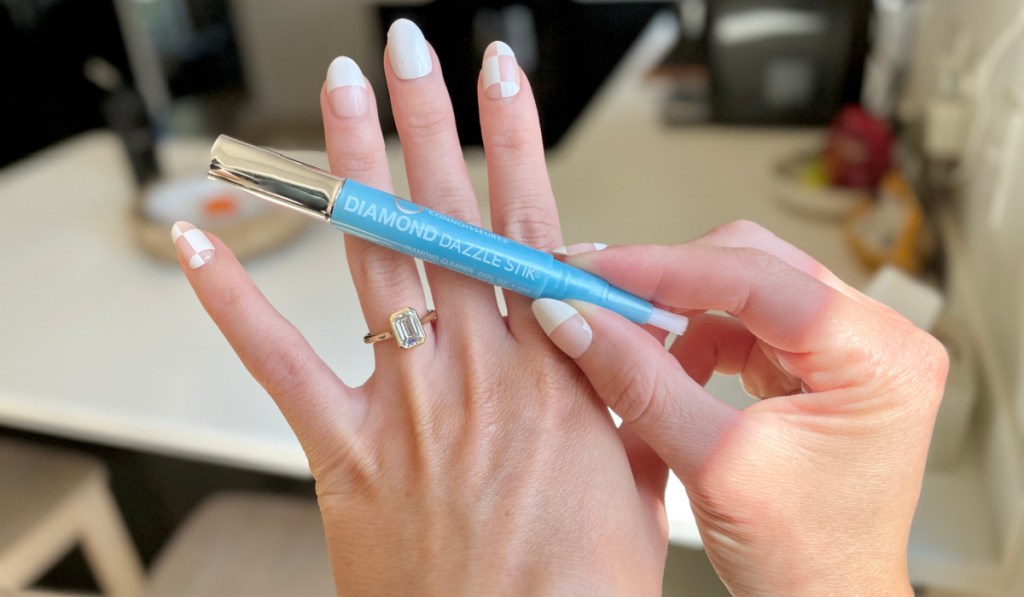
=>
[387,19,432,80]
[171,221,215,270]
[482,41,520,99]
[551,243,608,256]
[532,298,593,359]
[326,56,368,118]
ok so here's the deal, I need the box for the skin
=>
[175,24,948,597]
[557,223,948,595]
[176,37,667,595]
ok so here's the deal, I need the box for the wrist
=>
[793,574,912,597]
[766,563,912,597]
[714,546,912,597]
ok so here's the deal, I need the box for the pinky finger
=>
[171,221,362,458]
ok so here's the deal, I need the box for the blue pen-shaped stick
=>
[208,135,687,335]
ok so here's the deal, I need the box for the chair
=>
[141,492,335,597]
[0,438,144,596]
[1,437,334,597]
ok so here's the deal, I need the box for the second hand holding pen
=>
[208,135,688,336]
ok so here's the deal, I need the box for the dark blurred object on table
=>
[654,1,712,126]
[0,0,244,169]
[705,0,872,125]
[380,1,673,148]
[85,57,160,186]
[0,0,131,168]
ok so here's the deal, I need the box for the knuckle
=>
[331,152,384,178]
[731,246,780,275]
[419,184,479,224]
[929,334,951,378]
[859,321,950,415]
[723,219,766,236]
[498,201,560,249]
[401,105,456,140]
[600,364,662,426]
[487,127,536,155]
[914,329,950,394]
[352,243,416,295]
[257,337,316,399]
[720,246,780,312]
[707,219,771,242]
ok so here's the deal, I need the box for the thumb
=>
[531,298,738,482]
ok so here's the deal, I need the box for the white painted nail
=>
[532,298,593,359]
[327,56,366,90]
[482,41,520,99]
[387,19,432,80]
[171,221,215,270]
[551,243,608,257]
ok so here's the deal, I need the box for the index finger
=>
[565,243,886,391]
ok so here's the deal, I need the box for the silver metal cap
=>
[208,135,344,221]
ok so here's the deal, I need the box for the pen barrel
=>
[331,181,552,296]
[543,263,653,324]
[330,180,653,324]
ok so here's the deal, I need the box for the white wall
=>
[905,0,1024,429]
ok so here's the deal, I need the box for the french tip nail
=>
[554,243,609,257]
[532,298,593,358]
[326,56,369,117]
[326,56,366,90]
[531,298,580,335]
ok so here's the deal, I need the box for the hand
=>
[533,222,948,596]
[173,20,668,595]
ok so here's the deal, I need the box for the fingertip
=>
[386,18,432,80]
[483,40,514,60]
[170,221,216,271]
[481,40,520,100]
[531,298,593,359]
[550,243,608,260]
[325,56,369,118]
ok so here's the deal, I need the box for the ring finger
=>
[321,56,430,356]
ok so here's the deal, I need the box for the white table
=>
[0,14,868,548]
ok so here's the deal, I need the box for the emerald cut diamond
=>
[391,307,426,349]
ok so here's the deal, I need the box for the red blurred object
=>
[823,105,893,189]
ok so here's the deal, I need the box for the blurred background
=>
[1,0,1023,595]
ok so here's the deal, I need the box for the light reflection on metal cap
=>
[208,135,345,221]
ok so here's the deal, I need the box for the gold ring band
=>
[364,307,437,350]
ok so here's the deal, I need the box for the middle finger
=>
[384,19,503,327]
[476,41,565,338]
